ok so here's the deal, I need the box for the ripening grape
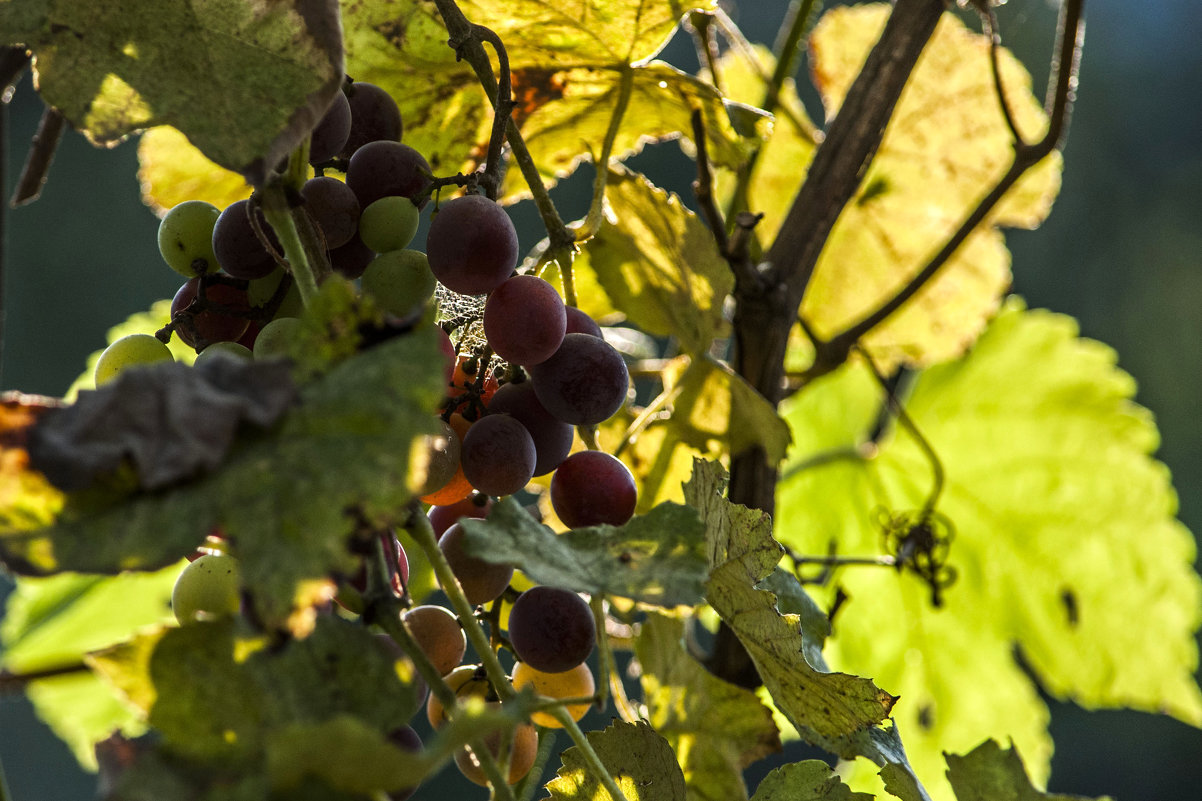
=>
[341,82,403,158]
[428,493,492,537]
[460,414,537,497]
[402,604,467,677]
[426,664,490,728]
[564,305,603,338]
[419,413,475,506]
[172,552,241,624]
[171,278,252,349]
[359,196,420,253]
[483,275,566,366]
[301,176,360,249]
[512,661,595,727]
[411,417,461,497]
[157,200,220,277]
[550,450,637,528]
[507,586,595,673]
[252,316,302,360]
[193,341,253,366]
[530,333,629,425]
[437,522,514,605]
[212,199,280,280]
[485,381,573,477]
[454,722,538,787]
[426,194,518,296]
[309,89,352,164]
[346,141,431,208]
[361,250,437,318]
[94,334,174,386]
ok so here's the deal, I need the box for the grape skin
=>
[483,275,566,366]
[171,278,252,349]
[309,89,352,164]
[426,194,518,296]
[454,722,538,787]
[346,141,431,208]
[301,176,360,249]
[485,381,573,477]
[437,522,514,605]
[512,661,595,727]
[550,450,637,528]
[529,333,629,425]
[402,604,467,677]
[460,414,537,497]
[341,82,403,158]
[359,196,420,253]
[427,493,492,537]
[172,552,241,624]
[507,586,595,673]
[94,334,174,386]
[361,250,437,318]
[158,200,220,277]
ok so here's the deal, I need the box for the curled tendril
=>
[876,508,957,607]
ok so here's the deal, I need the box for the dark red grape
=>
[564,306,603,338]
[483,275,566,366]
[212,199,279,279]
[550,450,637,528]
[434,326,457,385]
[507,586,595,673]
[346,141,431,208]
[529,333,629,425]
[486,381,573,477]
[309,89,352,164]
[301,175,360,249]
[171,278,251,348]
[341,82,403,157]
[460,414,536,497]
[348,532,411,597]
[329,231,375,279]
[426,195,519,296]
[428,493,492,537]
[438,522,514,605]
[386,724,423,801]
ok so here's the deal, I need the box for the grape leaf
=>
[28,359,297,492]
[137,126,253,216]
[636,613,781,801]
[776,299,1202,799]
[339,0,746,202]
[545,719,686,801]
[0,393,64,536]
[944,740,1111,801]
[1,0,343,182]
[579,167,732,356]
[686,459,897,747]
[1,286,446,630]
[458,496,708,607]
[718,8,1061,369]
[750,761,874,801]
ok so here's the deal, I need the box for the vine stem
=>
[259,182,319,307]
[575,65,635,241]
[407,511,628,801]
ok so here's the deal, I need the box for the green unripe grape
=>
[194,341,253,366]
[94,334,174,385]
[358,195,420,253]
[172,553,241,624]
[253,316,303,360]
[361,250,436,318]
[158,200,221,277]
[247,269,304,319]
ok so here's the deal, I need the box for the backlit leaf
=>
[944,740,1111,801]
[776,300,1202,798]
[546,719,686,801]
[750,761,874,801]
[1,0,344,181]
[137,126,252,216]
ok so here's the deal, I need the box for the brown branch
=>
[0,662,91,693]
[690,108,729,255]
[10,105,65,207]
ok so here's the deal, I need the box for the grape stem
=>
[574,65,634,241]
[259,181,320,306]
[513,727,557,801]
[406,508,629,801]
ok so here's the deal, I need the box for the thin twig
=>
[467,25,514,200]
[575,65,635,241]
[977,1,1026,146]
[10,105,65,207]
[0,662,92,692]
[690,108,729,255]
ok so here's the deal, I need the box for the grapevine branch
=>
[9,104,64,207]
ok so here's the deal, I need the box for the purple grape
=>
[329,231,375,279]
[438,522,514,605]
[460,413,536,497]
[428,493,492,537]
[550,450,637,528]
[346,141,431,208]
[301,176,360,249]
[309,90,352,164]
[171,278,251,348]
[483,275,566,366]
[341,82,403,158]
[486,382,573,477]
[507,586,595,673]
[564,306,603,338]
[212,199,279,280]
[529,334,629,425]
[426,195,518,296]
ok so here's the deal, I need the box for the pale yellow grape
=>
[512,661,595,727]
[94,334,174,385]
[194,341,252,366]
[172,553,241,624]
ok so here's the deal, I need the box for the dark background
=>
[2,1,1200,798]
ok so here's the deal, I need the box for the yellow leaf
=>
[138,126,252,216]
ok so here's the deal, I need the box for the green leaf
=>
[776,300,1202,798]
[750,761,874,801]
[944,740,1111,801]
[137,126,253,216]
[545,719,686,801]
[580,168,732,355]
[23,671,148,771]
[2,286,446,629]
[2,0,343,181]
[458,496,708,607]
[636,613,781,801]
[685,460,897,748]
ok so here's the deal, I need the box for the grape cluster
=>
[145,78,650,794]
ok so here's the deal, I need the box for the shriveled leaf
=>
[776,300,1202,798]
[1,287,446,629]
[2,0,343,181]
[138,126,252,216]
[546,719,686,801]
[685,460,897,748]
[750,761,874,801]
[458,496,708,607]
[636,613,780,801]
[28,359,297,492]
[582,168,732,354]
[945,740,1111,801]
